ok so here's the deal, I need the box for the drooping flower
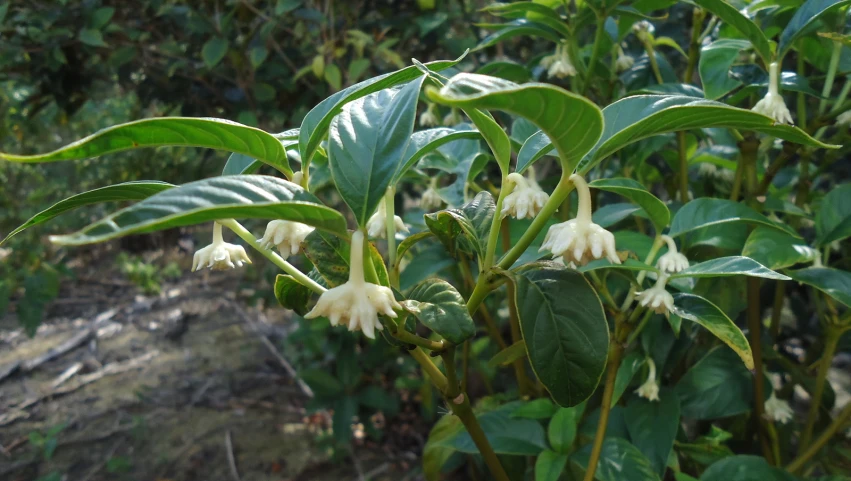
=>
[257,220,315,258]
[635,274,675,316]
[501,171,549,220]
[635,358,660,402]
[752,62,794,124]
[540,174,620,265]
[656,235,689,273]
[547,42,577,79]
[764,392,794,424]
[305,230,402,338]
[192,222,251,271]
[698,162,718,177]
[366,202,409,239]
[615,45,635,72]
[443,108,464,126]
[837,110,851,127]
[419,102,440,127]
[420,183,444,212]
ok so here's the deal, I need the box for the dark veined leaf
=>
[787,267,851,308]
[589,178,670,230]
[517,130,557,173]
[299,55,465,166]
[777,0,851,58]
[670,256,790,281]
[329,78,423,225]
[301,229,389,288]
[510,262,609,407]
[274,274,311,316]
[536,450,569,481]
[0,117,293,176]
[691,0,772,64]
[2,181,173,245]
[700,455,798,481]
[572,438,662,481]
[426,73,604,172]
[424,191,495,260]
[816,183,851,246]
[577,95,835,174]
[625,393,681,476]
[441,404,548,455]
[742,227,818,269]
[676,347,754,420]
[699,39,752,100]
[403,278,476,344]
[480,2,572,39]
[474,19,562,51]
[50,175,347,245]
[668,198,799,238]
[397,127,482,182]
[671,293,754,369]
[488,340,528,369]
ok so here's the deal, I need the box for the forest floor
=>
[0,244,410,481]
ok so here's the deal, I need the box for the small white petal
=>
[764,393,794,424]
[257,220,315,258]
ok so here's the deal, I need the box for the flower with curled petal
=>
[366,202,409,239]
[752,62,794,124]
[501,171,549,220]
[540,174,620,265]
[635,358,660,402]
[305,231,402,338]
[656,235,689,273]
[635,274,675,316]
[419,103,440,127]
[257,220,314,258]
[547,42,577,79]
[192,222,251,271]
[420,184,444,212]
[764,392,793,424]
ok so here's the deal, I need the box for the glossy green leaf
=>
[424,191,495,260]
[459,106,512,175]
[676,347,753,419]
[700,455,798,481]
[517,130,557,173]
[50,176,345,245]
[397,127,482,182]
[403,278,476,344]
[299,56,465,165]
[670,256,790,281]
[778,0,851,57]
[548,407,579,454]
[699,39,751,100]
[474,19,561,50]
[442,404,548,455]
[671,293,754,369]
[579,258,660,276]
[572,438,662,481]
[510,262,609,407]
[593,203,644,228]
[816,183,851,246]
[625,393,681,476]
[481,2,572,38]
[329,78,423,225]
[222,153,262,175]
[2,181,173,245]
[274,274,311,316]
[742,227,818,269]
[427,73,604,172]
[202,37,228,68]
[302,229,389,288]
[691,0,772,63]
[668,198,798,238]
[589,178,670,230]
[787,267,851,308]
[0,118,293,175]
[488,340,528,369]
[536,450,569,481]
[512,398,558,419]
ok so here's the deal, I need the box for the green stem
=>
[582,14,607,96]
[747,276,774,463]
[797,49,808,128]
[819,41,842,115]
[769,281,786,339]
[730,156,745,202]
[677,131,689,203]
[788,400,851,473]
[394,328,446,352]
[620,235,664,311]
[385,187,399,289]
[442,346,460,397]
[829,78,851,113]
[799,332,840,450]
[221,219,326,294]
[408,346,449,393]
[450,394,512,481]
[643,41,664,84]
[583,341,625,481]
[684,7,705,83]
[501,220,534,396]
[484,177,512,271]
[626,308,654,346]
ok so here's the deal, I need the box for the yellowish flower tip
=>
[752,62,793,124]
[635,358,660,402]
[192,222,251,271]
[501,171,549,220]
[257,220,315,258]
[419,103,440,127]
[635,274,674,316]
[656,235,689,273]
[366,202,408,239]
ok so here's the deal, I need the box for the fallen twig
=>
[51,362,83,388]
[225,430,242,481]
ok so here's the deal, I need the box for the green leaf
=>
[579,258,660,276]
[517,130,557,174]
[202,37,229,68]
[676,347,753,419]
[512,398,558,419]
[578,95,835,174]
[481,2,572,39]
[442,404,548,455]
[0,117,292,176]
[670,256,790,281]
[329,78,423,225]
[778,0,851,58]
[424,191,495,260]
[51,175,346,245]
[299,55,465,166]
[332,396,358,445]
[397,127,482,183]
[222,153,262,175]
[487,340,528,369]
[459,107,512,175]
[787,267,851,308]
[593,203,643,228]
[274,274,311,315]
[302,230,389,288]
[816,183,851,246]
[671,293,754,369]
[402,278,476,344]
[423,414,464,481]
[535,450,569,481]
[699,39,751,100]
[2,181,173,245]
[79,28,107,47]
[510,262,609,407]
[668,198,798,238]
[90,7,115,29]
[324,63,342,90]
[572,438,662,481]
[742,227,818,269]
[612,351,645,407]
[426,73,604,172]
[691,0,772,64]
[548,407,579,453]
[474,19,562,50]
[19,267,60,337]
[700,455,798,481]
[589,178,670,230]
[625,394,681,476]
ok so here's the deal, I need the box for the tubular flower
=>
[192,222,251,271]
[547,42,577,79]
[540,174,620,265]
[421,183,444,212]
[635,358,660,402]
[635,274,675,316]
[615,45,635,72]
[257,220,314,258]
[501,171,549,220]
[656,235,689,273]
[836,110,851,127]
[419,102,440,127]
[764,392,794,424]
[305,231,402,339]
[752,62,793,124]
[443,108,464,126]
[366,202,408,239]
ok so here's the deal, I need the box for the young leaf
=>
[487,340,528,369]
[512,398,558,419]
[571,438,662,481]
[328,78,423,225]
[548,407,579,454]
[625,394,681,476]
[481,2,572,39]
[671,293,754,369]
[815,183,851,246]
[777,0,851,58]
[699,39,751,100]
[0,118,292,176]
[535,450,569,481]
[474,19,562,51]
[786,267,851,308]
[517,130,557,173]
[669,256,790,281]
[589,178,670,230]
[668,198,799,238]
[302,230,389,287]
[402,278,476,344]
[274,274,311,315]
[509,262,609,407]
[742,227,818,269]
[396,127,482,182]
[2,181,173,245]
[691,0,772,64]
[50,175,347,245]
[424,191,495,261]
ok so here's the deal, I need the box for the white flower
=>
[615,46,634,72]
[752,62,793,124]
[366,202,408,239]
[501,171,549,219]
[716,168,736,183]
[419,103,440,127]
[836,110,851,127]
[192,222,251,271]
[421,185,444,212]
[656,235,689,273]
[764,392,794,424]
[443,108,463,126]
[305,231,402,338]
[292,171,304,186]
[539,51,558,70]
[540,174,620,265]
[635,274,674,315]
[698,162,717,177]
[547,42,577,79]
[635,358,660,402]
[632,20,655,43]
[257,220,314,258]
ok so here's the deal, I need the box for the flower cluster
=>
[501,171,549,220]
[764,392,793,424]
[540,41,576,78]
[752,62,794,124]
[367,202,409,239]
[192,222,251,271]
[635,274,675,316]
